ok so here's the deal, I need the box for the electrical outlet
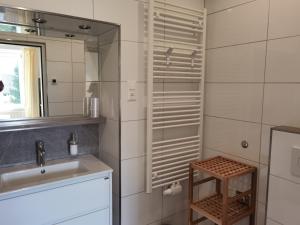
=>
[127,81,137,102]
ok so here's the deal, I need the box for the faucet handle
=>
[36,140,44,147]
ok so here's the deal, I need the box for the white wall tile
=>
[205,0,255,14]
[48,102,73,116]
[268,0,300,39]
[72,63,85,82]
[121,82,146,121]
[121,188,163,225]
[47,61,72,82]
[206,0,268,48]
[71,41,85,63]
[162,181,189,218]
[46,40,71,62]
[205,83,263,122]
[206,42,266,83]
[94,0,144,42]
[204,116,261,162]
[72,101,83,115]
[121,41,145,82]
[204,148,259,169]
[0,0,94,18]
[266,36,300,82]
[121,120,146,160]
[168,0,204,10]
[162,210,189,225]
[48,82,72,102]
[72,83,85,102]
[263,84,300,127]
[267,175,300,225]
[121,156,145,196]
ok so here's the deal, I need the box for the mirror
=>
[0,6,119,120]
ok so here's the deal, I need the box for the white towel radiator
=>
[146,0,207,192]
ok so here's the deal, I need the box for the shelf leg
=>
[222,178,228,225]
[216,178,221,194]
[250,170,257,225]
[189,165,194,225]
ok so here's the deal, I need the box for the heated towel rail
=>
[146,0,207,192]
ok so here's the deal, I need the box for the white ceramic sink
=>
[0,155,112,201]
[0,161,89,189]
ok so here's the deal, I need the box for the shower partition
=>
[146,0,207,192]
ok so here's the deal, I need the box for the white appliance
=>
[267,126,300,225]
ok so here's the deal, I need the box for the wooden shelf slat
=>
[191,156,256,180]
[189,156,257,225]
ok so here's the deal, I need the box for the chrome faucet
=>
[36,141,46,167]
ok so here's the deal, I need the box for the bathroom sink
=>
[0,155,112,198]
[0,161,89,189]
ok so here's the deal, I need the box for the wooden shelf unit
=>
[189,156,257,225]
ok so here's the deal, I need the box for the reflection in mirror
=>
[0,6,119,121]
[0,42,45,119]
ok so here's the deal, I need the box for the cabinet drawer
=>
[57,208,109,225]
[0,177,110,225]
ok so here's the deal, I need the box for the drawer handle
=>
[104,177,110,180]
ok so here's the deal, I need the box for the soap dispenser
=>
[69,132,78,156]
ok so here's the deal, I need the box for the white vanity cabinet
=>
[0,155,113,225]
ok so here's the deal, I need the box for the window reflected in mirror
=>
[0,43,45,119]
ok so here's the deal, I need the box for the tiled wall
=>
[204,0,300,224]
[45,37,86,116]
[112,1,205,225]
[0,1,202,225]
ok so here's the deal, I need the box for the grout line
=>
[270,174,300,186]
[207,34,300,51]
[205,81,265,84]
[258,0,271,195]
[268,33,300,42]
[121,190,145,198]
[204,115,261,125]
[207,0,257,15]
[206,40,267,51]
[121,119,146,123]
[121,39,145,44]
[205,115,282,128]
[121,155,146,161]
